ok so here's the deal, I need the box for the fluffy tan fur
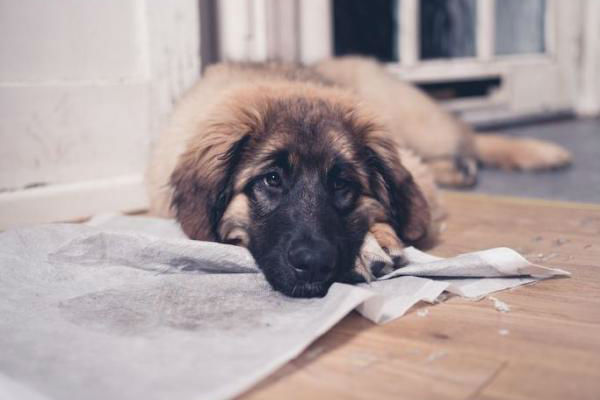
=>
[146,57,570,271]
[314,57,571,185]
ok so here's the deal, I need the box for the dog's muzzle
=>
[287,238,336,283]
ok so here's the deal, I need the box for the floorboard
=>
[240,192,600,400]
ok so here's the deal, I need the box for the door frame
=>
[215,0,599,121]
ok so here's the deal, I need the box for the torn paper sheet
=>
[356,277,449,324]
[0,216,570,400]
[352,234,568,323]
[381,246,570,279]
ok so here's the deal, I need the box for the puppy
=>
[146,57,570,297]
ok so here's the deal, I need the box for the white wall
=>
[577,0,600,116]
[0,0,200,228]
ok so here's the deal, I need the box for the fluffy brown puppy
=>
[146,58,570,297]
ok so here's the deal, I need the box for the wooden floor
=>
[241,192,600,400]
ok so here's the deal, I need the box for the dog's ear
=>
[170,129,250,241]
[365,136,431,245]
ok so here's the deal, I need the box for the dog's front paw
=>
[356,232,393,281]
[427,155,478,188]
[350,224,409,282]
[387,246,408,269]
[369,222,408,272]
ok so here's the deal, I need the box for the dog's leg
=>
[370,223,407,268]
[425,155,478,188]
[475,134,571,170]
[351,223,409,282]
[218,193,250,246]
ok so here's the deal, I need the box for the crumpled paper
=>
[0,216,569,400]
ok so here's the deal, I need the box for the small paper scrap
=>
[489,296,510,312]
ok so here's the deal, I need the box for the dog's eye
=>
[332,178,348,191]
[264,172,281,187]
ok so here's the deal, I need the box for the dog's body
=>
[147,57,570,297]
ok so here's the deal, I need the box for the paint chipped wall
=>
[0,0,200,225]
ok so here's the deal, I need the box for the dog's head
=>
[170,84,430,297]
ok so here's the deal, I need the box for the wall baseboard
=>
[0,175,148,230]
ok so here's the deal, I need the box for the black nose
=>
[287,240,336,282]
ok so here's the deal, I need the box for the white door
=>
[302,0,581,124]
[216,0,598,123]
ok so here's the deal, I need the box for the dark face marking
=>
[245,148,369,298]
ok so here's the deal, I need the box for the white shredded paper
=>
[489,296,511,312]
[0,216,569,400]
[417,308,429,317]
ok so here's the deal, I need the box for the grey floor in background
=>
[454,118,600,203]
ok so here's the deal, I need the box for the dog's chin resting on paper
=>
[146,57,571,298]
